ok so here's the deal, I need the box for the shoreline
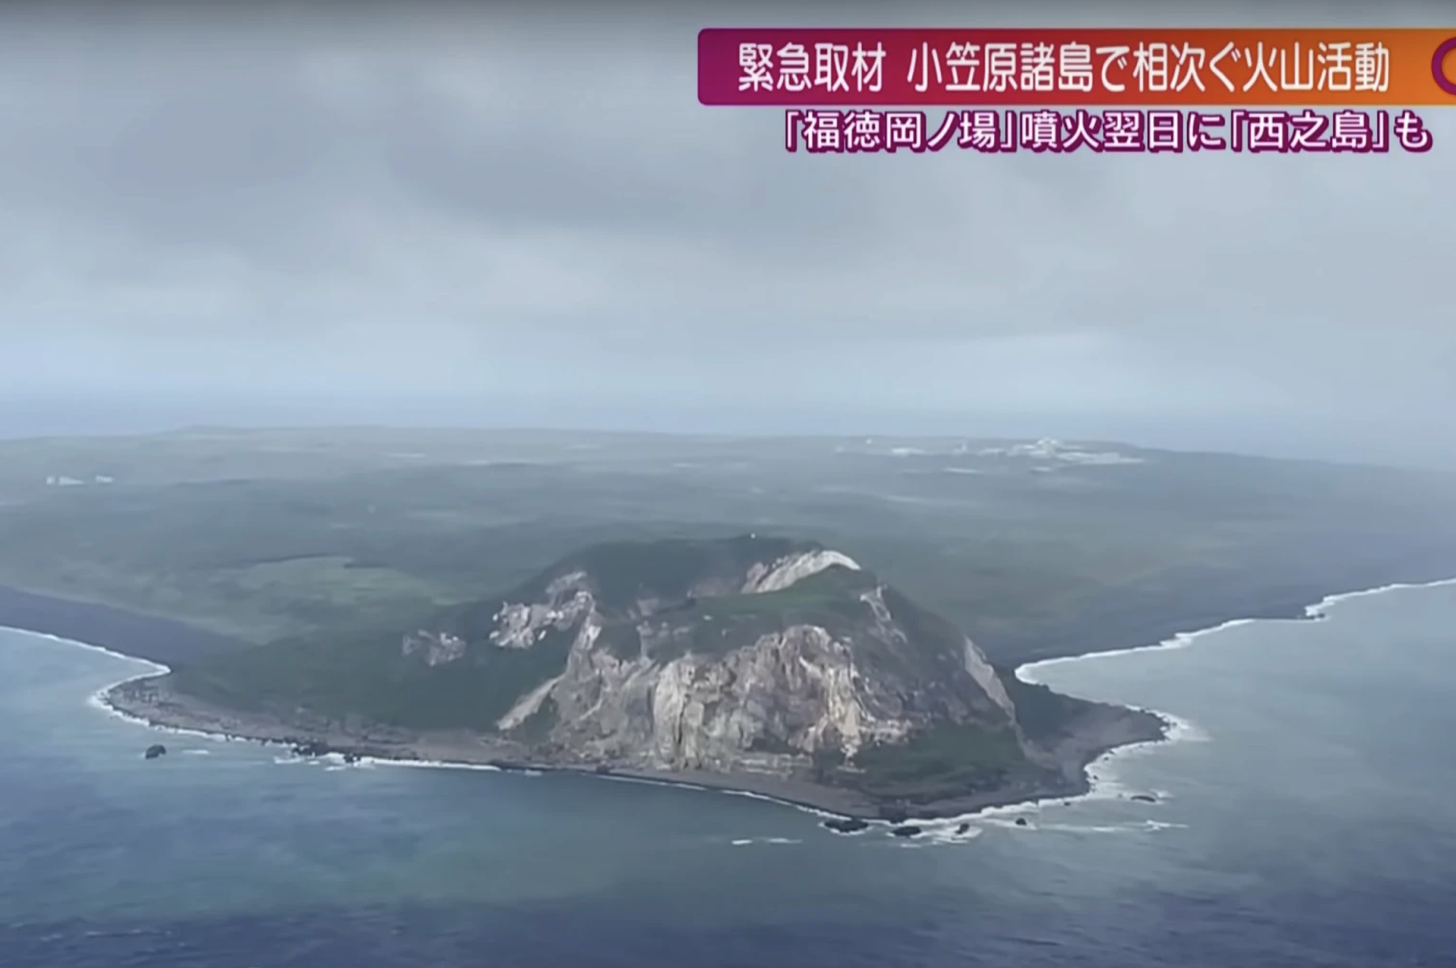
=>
[94,671,1149,823]
[6,574,1455,826]
[1016,574,1456,683]
[0,584,249,666]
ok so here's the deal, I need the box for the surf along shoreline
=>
[7,576,1456,826]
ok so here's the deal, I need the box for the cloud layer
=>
[0,3,1451,461]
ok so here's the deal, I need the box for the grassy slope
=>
[7,431,1451,806]
[847,723,1030,803]
[0,431,1452,667]
[167,558,887,731]
[172,620,577,732]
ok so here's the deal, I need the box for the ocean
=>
[2,581,1455,967]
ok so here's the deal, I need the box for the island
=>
[103,535,1166,819]
[5,428,1454,818]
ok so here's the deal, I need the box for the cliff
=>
[399,536,1019,770]
[162,535,1161,814]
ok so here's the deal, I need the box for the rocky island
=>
[104,535,1166,819]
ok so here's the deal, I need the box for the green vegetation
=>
[0,427,1452,668]
[538,535,813,609]
[172,620,575,732]
[846,723,1030,804]
[995,667,1100,744]
[513,697,560,744]
[8,428,1448,804]
[697,565,870,617]
[159,536,984,736]
[644,565,878,661]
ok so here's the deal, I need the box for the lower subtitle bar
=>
[783,107,1433,153]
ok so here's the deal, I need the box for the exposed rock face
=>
[487,573,595,648]
[398,535,1024,781]
[824,817,870,833]
[742,549,861,593]
[550,623,922,768]
[400,630,467,666]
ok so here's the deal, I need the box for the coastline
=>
[6,574,1455,826]
[0,584,249,666]
[990,550,1456,665]
[95,671,1151,823]
[1016,574,1456,684]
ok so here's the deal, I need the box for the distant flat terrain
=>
[0,427,1453,666]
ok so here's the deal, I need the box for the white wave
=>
[900,821,985,846]
[590,772,899,832]
[4,631,234,749]
[1051,710,1205,808]
[1017,618,1258,686]
[1018,574,1456,691]
[275,751,382,771]
[976,814,1185,835]
[719,786,861,822]
[1304,576,1456,619]
[1161,713,1209,745]
[13,570,1456,831]
[181,749,212,756]
[994,575,1456,822]
[980,816,1038,830]
[1040,819,1188,834]
[273,755,320,766]
[728,837,801,846]
[366,757,503,773]
[5,628,171,677]
[86,675,243,747]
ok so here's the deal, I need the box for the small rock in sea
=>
[1130,793,1157,804]
[889,825,922,838]
[955,822,970,835]
[342,752,361,764]
[1014,817,1028,827]
[593,764,612,774]
[823,818,870,834]
[144,744,167,760]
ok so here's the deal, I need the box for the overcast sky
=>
[0,2,1451,464]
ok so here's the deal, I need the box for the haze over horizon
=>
[1,2,1451,469]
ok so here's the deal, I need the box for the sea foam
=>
[994,575,1456,826]
[10,571,1456,849]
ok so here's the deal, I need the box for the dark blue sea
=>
[3,581,1455,967]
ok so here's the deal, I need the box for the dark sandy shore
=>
[100,671,1166,822]
[16,564,1450,821]
[0,569,1411,821]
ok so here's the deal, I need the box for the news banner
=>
[697,28,1456,154]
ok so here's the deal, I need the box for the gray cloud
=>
[0,2,1452,463]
